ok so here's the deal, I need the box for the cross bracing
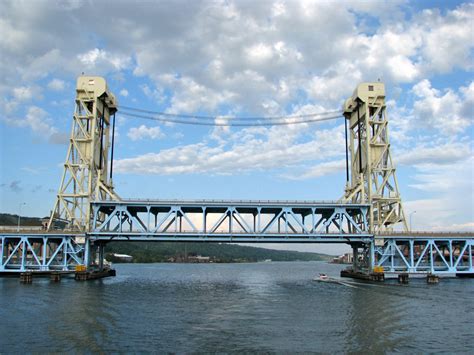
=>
[0,235,86,273]
[373,236,474,274]
[89,200,371,243]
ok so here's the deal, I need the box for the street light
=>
[17,202,26,232]
[409,211,417,232]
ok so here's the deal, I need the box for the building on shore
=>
[331,253,354,264]
[168,255,212,263]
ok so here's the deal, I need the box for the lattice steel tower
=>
[48,76,120,231]
[342,82,408,233]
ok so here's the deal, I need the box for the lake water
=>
[1,262,473,353]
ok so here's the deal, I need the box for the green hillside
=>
[0,213,43,226]
[106,241,332,263]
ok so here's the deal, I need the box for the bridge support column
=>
[98,243,105,271]
[84,238,91,269]
[352,245,359,272]
[369,241,375,273]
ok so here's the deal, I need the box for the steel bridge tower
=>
[342,83,408,233]
[48,77,120,232]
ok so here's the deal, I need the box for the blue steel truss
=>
[0,234,86,273]
[2,204,473,276]
[373,236,474,275]
[89,200,371,243]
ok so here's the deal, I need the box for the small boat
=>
[314,273,329,281]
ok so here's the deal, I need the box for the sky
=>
[0,0,473,255]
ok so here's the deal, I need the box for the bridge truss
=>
[0,234,86,273]
[2,230,473,275]
[90,200,371,243]
[372,235,474,275]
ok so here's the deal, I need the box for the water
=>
[1,262,473,353]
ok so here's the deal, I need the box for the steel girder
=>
[373,237,474,274]
[0,234,86,273]
[89,200,371,242]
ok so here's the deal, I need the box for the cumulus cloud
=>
[116,123,345,175]
[77,48,131,72]
[47,78,65,91]
[127,125,164,141]
[13,86,35,101]
[119,89,129,97]
[1,1,473,115]
[4,106,57,138]
[412,79,472,134]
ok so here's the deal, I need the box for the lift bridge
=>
[1,77,472,278]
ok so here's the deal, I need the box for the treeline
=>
[105,242,332,263]
[0,213,43,226]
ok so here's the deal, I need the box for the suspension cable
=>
[118,110,342,127]
[118,105,342,121]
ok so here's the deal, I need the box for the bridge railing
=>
[89,200,371,242]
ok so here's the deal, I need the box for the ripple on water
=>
[1,262,473,353]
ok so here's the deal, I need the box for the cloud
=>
[412,79,472,134]
[141,84,164,103]
[408,156,473,193]
[77,48,131,71]
[48,132,69,145]
[21,167,41,175]
[397,141,471,166]
[284,160,345,180]
[119,89,129,97]
[421,5,474,73]
[127,125,164,141]
[402,154,473,230]
[13,86,34,101]
[116,124,345,176]
[3,106,58,138]
[1,1,473,117]
[47,78,65,91]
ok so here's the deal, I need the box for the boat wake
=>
[313,274,360,288]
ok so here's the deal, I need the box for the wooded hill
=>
[0,213,44,226]
[106,242,332,263]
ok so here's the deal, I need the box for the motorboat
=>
[314,273,329,281]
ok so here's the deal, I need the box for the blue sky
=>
[0,0,472,254]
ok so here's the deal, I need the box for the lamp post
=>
[17,202,26,232]
[409,211,417,232]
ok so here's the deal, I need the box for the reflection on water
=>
[1,262,473,353]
